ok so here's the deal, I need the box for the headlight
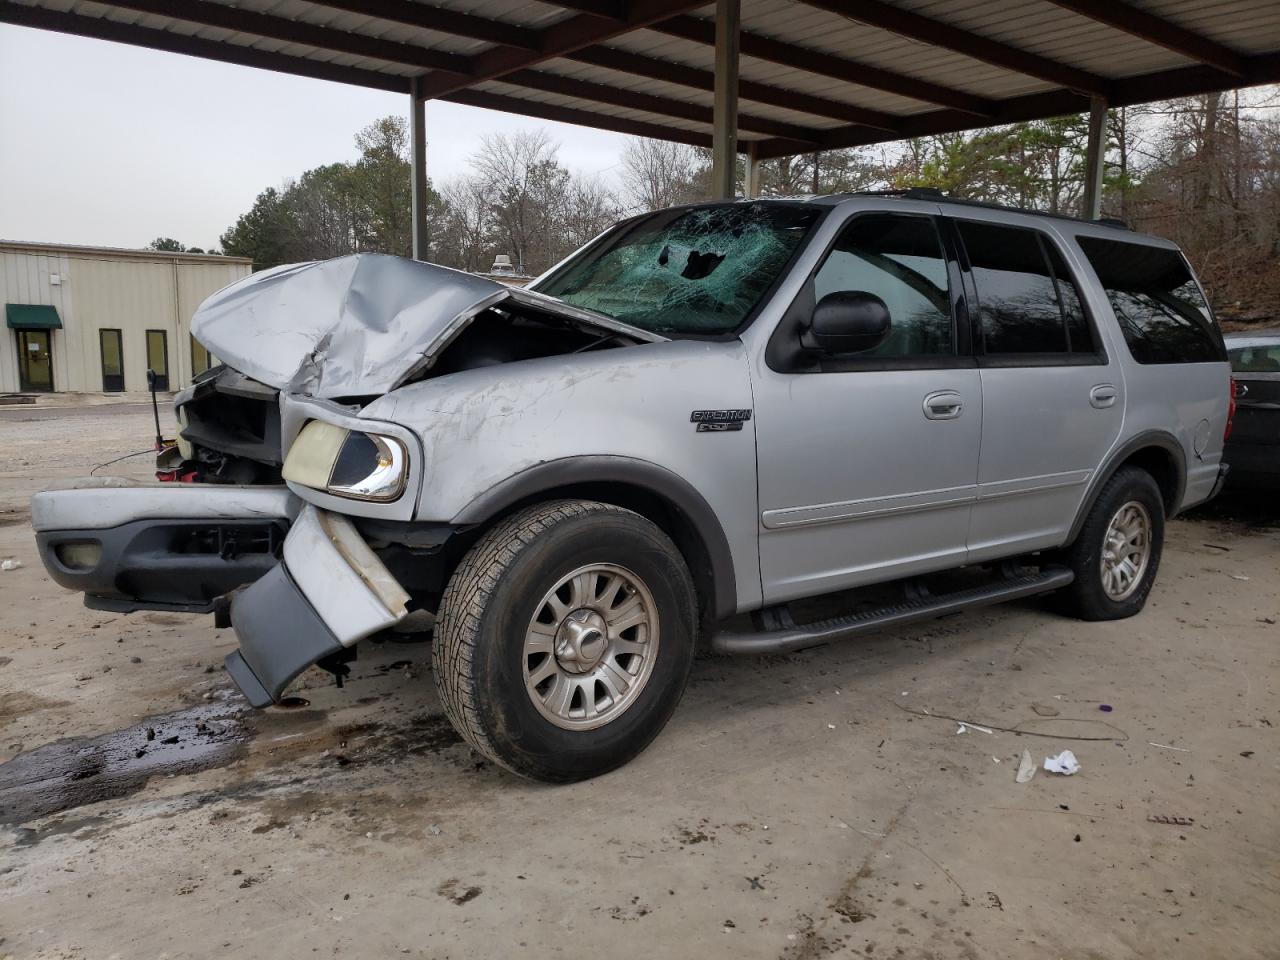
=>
[282,420,408,502]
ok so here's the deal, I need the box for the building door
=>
[146,329,170,390]
[16,329,54,392]
[100,328,125,392]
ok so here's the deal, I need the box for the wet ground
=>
[0,696,251,826]
[0,401,1276,960]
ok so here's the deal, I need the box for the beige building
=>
[1,240,252,395]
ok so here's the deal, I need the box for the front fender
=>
[361,339,761,614]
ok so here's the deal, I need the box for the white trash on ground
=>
[1015,749,1037,783]
[1044,750,1081,775]
[1,559,22,571]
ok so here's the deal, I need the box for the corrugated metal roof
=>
[2,0,1276,156]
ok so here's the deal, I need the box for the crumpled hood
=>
[192,254,661,399]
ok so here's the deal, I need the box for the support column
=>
[410,76,430,260]
[710,0,740,200]
[1082,95,1107,220]
[744,142,761,198]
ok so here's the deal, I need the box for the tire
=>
[432,499,698,783]
[1058,466,1165,621]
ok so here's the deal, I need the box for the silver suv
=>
[32,193,1233,781]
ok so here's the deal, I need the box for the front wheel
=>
[1057,466,1165,621]
[432,499,697,782]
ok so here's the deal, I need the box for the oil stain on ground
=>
[0,698,252,825]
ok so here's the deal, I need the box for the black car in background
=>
[1224,329,1280,487]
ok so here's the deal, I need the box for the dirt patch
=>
[0,691,70,725]
[0,508,28,527]
[436,878,483,905]
[0,698,251,825]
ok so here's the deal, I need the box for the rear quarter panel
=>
[1059,223,1231,512]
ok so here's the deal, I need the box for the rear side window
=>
[1076,237,1225,364]
[957,221,1095,355]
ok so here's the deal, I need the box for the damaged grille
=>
[177,365,283,484]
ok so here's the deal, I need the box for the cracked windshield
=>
[538,204,821,335]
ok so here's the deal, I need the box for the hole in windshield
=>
[537,204,821,335]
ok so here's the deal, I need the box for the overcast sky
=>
[0,24,633,250]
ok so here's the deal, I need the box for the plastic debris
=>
[1148,741,1191,752]
[1044,750,1081,775]
[1,559,21,571]
[956,721,993,735]
[1230,574,1250,581]
[1148,815,1194,826]
[1099,704,1114,712]
[1015,749,1037,783]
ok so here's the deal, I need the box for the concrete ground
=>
[0,400,1276,960]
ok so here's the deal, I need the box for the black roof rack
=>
[843,188,1132,230]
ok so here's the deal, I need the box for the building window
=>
[146,329,170,391]
[100,328,125,392]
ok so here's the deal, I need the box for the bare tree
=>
[620,138,706,212]
[435,176,493,273]
[472,130,572,274]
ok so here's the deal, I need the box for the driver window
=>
[813,214,953,357]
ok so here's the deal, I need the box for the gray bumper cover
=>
[224,505,410,706]
[31,480,295,613]
[225,564,342,707]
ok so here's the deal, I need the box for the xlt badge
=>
[690,409,752,432]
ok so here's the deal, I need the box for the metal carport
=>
[4,0,1277,256]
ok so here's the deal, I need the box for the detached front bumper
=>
[225,505,409,706]
[31,479,294,613]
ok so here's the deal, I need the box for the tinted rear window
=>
[1076,237,1225,364]
[957,221,1096,355]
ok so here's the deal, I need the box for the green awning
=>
[6,304,62,330]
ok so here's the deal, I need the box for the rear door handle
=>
[923,391,964,420]
[1089,384,1118,409]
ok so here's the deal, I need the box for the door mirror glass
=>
[803,291,892,355]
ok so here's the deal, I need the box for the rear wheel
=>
[432,499,697,782]
[1058,466,1165,621]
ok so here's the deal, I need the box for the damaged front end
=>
[34,254,659,706]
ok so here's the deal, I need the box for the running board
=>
[711,567,1075,656]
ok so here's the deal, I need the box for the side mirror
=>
[801,291,891,355]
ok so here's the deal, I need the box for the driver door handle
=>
[923,391,964,420]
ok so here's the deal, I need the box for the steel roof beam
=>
[413,0,711,100]
[538,1,631,19]
[750,52,1280,158]
[800,0,1109,96]
[1041,0,1245,77]
[444,89,716,147]
[64,0,825,140]
[0,1,411,91]
[98,0,473,72]
[502,69,823,142]
[652,15,995,116]
[314,0,540,51]
[566,46,902,131]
